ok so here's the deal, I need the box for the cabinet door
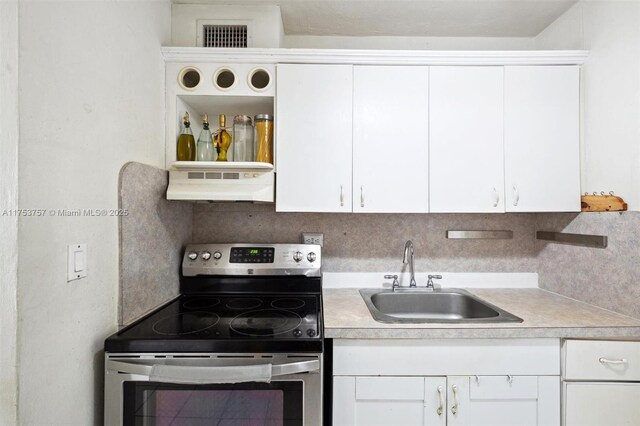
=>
[333,376,446,426]
[275,64,353,212]
[353,66,429,213]
[447,376,559,426]
[565,383,640,426]
[504,66,580,212]
[429,66,505,213]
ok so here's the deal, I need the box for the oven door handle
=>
[272,359,320,376]
[106,359,319,384]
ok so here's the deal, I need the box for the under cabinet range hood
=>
[167,162,274,202]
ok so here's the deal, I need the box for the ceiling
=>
[173,0,578,37]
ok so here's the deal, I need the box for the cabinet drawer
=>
[469,376,538,400]
[334,339,560,376]
[355,377,424,401]
[564,340,640,381]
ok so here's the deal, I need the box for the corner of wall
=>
[276,5,285,48]
[534,1,584,50]
[535,211,640,320]
[0,1,19,424]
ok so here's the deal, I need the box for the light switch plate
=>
[68,243,87,282]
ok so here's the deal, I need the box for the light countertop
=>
[323,288,640,339]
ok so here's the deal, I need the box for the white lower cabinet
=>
[334,376,446,426]
[334,375,559,426]
[447,376,560,426]
[333,339,561,426]
[562,339,640,426]
[564,383,640,426]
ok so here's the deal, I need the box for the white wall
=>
[170,4,534,51]
[171,4,284,47]
[536,1,640,210]
[0,1,19,424]
[283,35,535,50]
[18,1,170,424]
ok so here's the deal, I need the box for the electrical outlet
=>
[302,232,323,247]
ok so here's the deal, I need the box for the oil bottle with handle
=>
[214,114,231,161]
[196,113,216,161]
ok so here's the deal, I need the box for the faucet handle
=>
[384,274,400,290]
[426,274,442,289]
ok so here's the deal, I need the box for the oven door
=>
[105,354,322,426]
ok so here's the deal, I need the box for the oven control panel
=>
[229,247,275,263]
[182,243,322,277]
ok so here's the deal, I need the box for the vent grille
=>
[203,25,248,48]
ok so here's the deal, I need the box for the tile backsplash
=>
[119,162,640,322]
[193,204,639,319]
[193,203,544,273]
[537,211,640,320]
[118,162,192,326]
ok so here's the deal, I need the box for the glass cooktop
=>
[105,294,322,353]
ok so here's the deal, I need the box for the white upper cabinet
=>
[275,64,353,212]
[429,67,505,213]
[353,66,429,213]
[504,66,581,212]
[165,49,585,211]
[273,59,581,213]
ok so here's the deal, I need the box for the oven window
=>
[123,381,303,426]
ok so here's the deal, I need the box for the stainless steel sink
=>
[359,288,523,324]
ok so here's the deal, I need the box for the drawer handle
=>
[436,386,444,416]
[451,384,459,415]
[599,357,628,365]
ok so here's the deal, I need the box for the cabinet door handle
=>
[599,357,628,365]
[360,185,365,208]
[436,386,444,416]
[493,187,499,207]
[513,185,519,207]
[451,384,458,415]
[340,185,344,207]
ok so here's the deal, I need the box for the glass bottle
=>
[196,113,216,161]
[176,112,196,161]
[254,114,274,164]
[233,115,254,162]
[214,114,232,162]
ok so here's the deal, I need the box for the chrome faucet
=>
[403,240,417,288]
[427,274,442,290]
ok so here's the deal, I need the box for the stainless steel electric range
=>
[104,243,323,426]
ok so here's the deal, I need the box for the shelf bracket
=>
[536,231,607,249]
[447,230,513,240]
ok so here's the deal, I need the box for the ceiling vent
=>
[202,24,249,48]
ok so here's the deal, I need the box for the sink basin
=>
[359,288,523,324]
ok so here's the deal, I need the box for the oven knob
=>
[201,251,212,261]
[187,251,198,261]
[307,252,316,263]
[306,329,316,337]
[292,251,303,263]
[213,251,222,260]
[293,329,303,337]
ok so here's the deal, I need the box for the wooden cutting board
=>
[581,194,628,212]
